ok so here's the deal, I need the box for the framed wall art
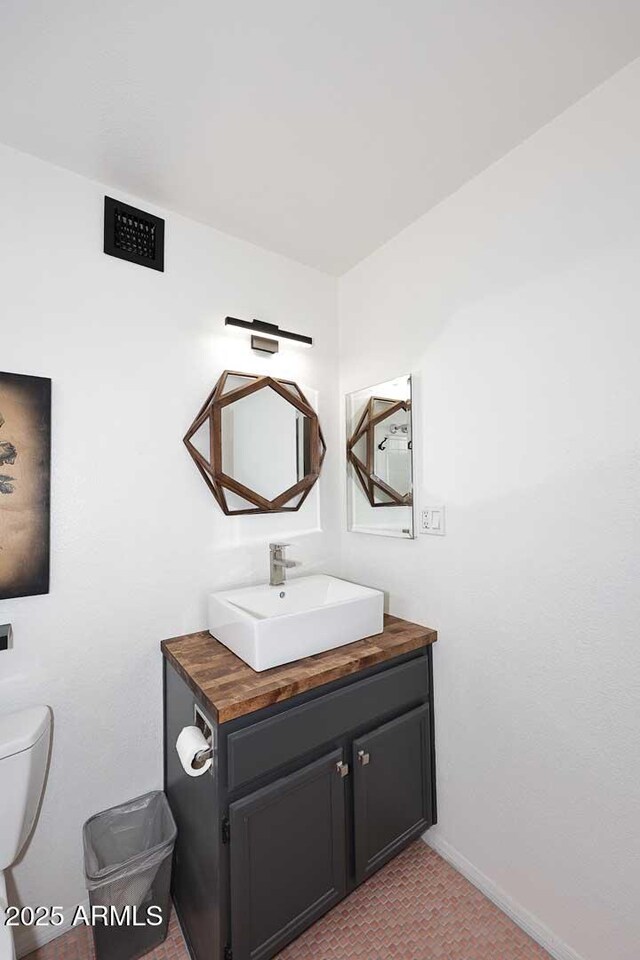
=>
[0,372,51,599]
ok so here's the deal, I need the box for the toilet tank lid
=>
[0,706,51,760]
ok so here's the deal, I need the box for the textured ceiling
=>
[0,0,638,273]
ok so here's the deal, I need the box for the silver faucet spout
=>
[269,543,297,586]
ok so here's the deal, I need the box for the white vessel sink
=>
[208,574,384,672]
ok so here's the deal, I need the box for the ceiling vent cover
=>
[104,196,165,271]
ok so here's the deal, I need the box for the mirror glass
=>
[184,370,325,515]
[346,375,414,538]
[222,385,311,502]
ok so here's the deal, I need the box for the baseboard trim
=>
[14,898,90,958]
[422,833,585,960]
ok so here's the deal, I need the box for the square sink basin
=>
[208,574,384,671]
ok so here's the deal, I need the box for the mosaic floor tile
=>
[23,842,551,960]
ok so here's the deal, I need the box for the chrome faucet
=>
[269,543,296,587]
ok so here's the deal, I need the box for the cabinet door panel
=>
[353,704,432,883]
[230,749,347,960]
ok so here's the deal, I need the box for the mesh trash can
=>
[83,791,177,960]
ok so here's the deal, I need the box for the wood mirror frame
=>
[184,370,326,515]
[347,396,412,507]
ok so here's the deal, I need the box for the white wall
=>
[0,142,339,954]
[4,55,640,960]
[338,60,640,960]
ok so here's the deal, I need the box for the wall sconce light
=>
[224,316,313,355]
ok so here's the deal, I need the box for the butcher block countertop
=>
[161,614,437,723]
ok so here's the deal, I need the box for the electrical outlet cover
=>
[420,506,445,535]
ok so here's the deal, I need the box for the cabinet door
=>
[229,749,347,960]
[353,704,432,883]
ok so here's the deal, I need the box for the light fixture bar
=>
[225,316,313,346]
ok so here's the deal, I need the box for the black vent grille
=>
[104,196,165,271]
[114,208,156,259]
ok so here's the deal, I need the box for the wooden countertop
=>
[161,614,437,723]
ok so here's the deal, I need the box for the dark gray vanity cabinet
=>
[163,642,436,960]
[352,704,431,883]
[229,749,348,960]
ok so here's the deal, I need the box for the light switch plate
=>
[420,505,445,535]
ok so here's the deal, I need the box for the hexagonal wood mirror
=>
[184,371,326,515]
[346,374,414,538]
[347,396,412,507]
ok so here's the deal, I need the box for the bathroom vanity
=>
[162,615,437,960]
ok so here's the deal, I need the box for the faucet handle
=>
[269,542,291,552]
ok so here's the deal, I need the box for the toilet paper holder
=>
[193,704,214,766]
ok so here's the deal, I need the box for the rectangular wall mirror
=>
[346,374,414,538]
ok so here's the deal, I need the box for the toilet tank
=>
[0,706,52,870]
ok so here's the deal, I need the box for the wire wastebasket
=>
[83,791,177,960]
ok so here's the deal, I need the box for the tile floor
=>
[24,842,551,960]
[23,909,186,960]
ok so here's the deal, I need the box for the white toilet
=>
[0,706,52,960]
